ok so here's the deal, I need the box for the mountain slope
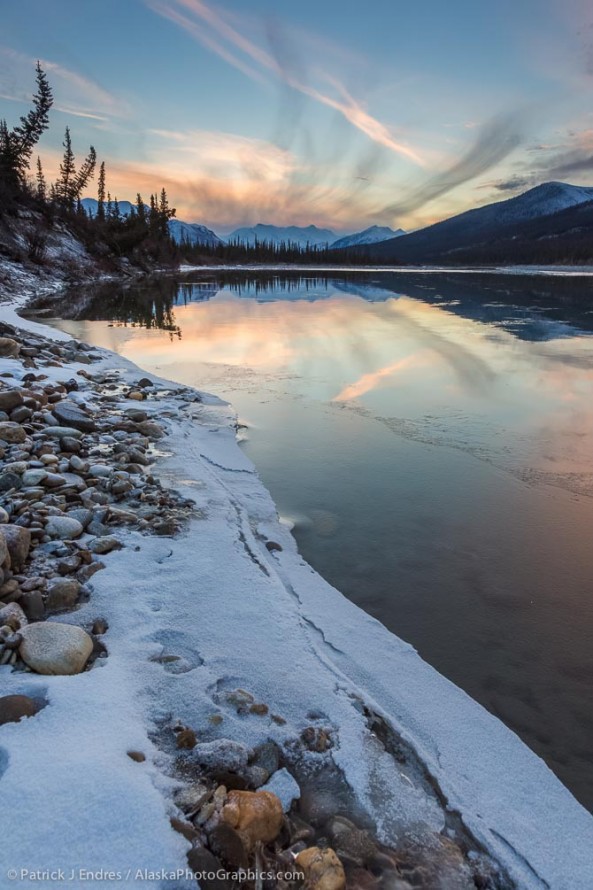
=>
[366,182,593,264]
[331,225,405,249]
[227,223,335,247]
[81,199,221,247]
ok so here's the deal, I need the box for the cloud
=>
[0,45,127,120]
[491,174,534,192]
[147,0,425,166]
[375,110,527,220]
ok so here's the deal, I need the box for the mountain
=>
[227,223,336,247]
[331,225,405,249]
[167,219,222,247]
[81,199,221,247]
[365,182,593,264]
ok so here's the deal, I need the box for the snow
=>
[331,225,405,249]
[0,294,593,889]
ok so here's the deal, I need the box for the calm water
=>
[31,269,593,810]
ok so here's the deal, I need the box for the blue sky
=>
[1,0,592,233]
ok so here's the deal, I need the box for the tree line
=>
[180,236,371,266]
[0,63,177,266]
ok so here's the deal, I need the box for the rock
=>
[0,525,31,570]
[221,790,283,851]
[208,823,249,870]
[193,739,251,772]
[22,468,48,486]
[295,847,346,890]
[176,728,197,749]
[125,409,147,423]
[0,694,41,725]
[0,602,27,629]
[46,578,81,611]
[0,338,20,358]
[0,422,26,444]
[137,377,154,388]
[45,515,84,540]
[127,390,145,401]
[0,506,9,523]
[89,464,111,478]
[20,590,45,621]
[52,400,96,432]
[0,529,8,567]
[325,816,377,868]
[170,817,200,843]
[0,472,22,492]
[44,426,84,439]
[0,389,23,412]
[89,535,121,554]
[66,508,93,529]
[92,617,108,635]
[261,768,301,813]
[18,621,93,675]
[127,750,146,763]
[136,420,164,439]
[10,406,32,423]
[186,847,231,890]
[60,436,81,452]
[249,702,269,716]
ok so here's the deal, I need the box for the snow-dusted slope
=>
[167,219,221,247]
[227,223,336,247]
[81,199,221,247]
[332,225,405,249]
[370,181,593,262]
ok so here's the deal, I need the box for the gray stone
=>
[89,535,121,554]
[0,602,27,629]
[20,590,45,621]
[22,468,48,486]
[45,515,84,540]
[52,400,96,432]
[44,426,84,439]
[0,390,23,412]
[19,621,93,675]
[0,472,22,492]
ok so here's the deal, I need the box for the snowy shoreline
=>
[1,282,593,889]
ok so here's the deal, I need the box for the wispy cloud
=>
[146,0,425,166]
[0,45,127,120]
[333,355,422,402]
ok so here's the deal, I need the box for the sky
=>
[1,0,593,234]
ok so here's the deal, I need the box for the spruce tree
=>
[97,161,106,221]
[57,126,76,206]
[35,156,46,202]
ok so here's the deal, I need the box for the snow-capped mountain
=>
[227,223,336,247]
[368,181,593,263]
[167,219,222,247]
[331,225,405,249]
[81,199,221,247]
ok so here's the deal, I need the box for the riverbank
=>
[1,283,593,890]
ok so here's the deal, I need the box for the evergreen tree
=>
[35,156,46,202]
[0,62,53,196]
[57,126,76,206]
[97,161,106,221]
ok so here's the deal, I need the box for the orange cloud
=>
[333,354,423,401]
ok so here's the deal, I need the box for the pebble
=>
[45,516,84,540]
[0,693,41,725]
[46,578,81,612]
[221,790,283,851]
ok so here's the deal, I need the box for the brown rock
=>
[0,389,24,412]
[176,728,197,750]
[0,694,41,725]
[0,525,31,571]
[249,702,269,716]
[0,422,26,444]
[0,601,27,630]
[295,847,346,890]
[0,338,20,358]
[221,790,283,851]
[170,816,200,843]
[46,578,81,612]
[127,750,146,763]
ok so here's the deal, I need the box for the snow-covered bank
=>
[1,294,593,889]
[180,263,593,276]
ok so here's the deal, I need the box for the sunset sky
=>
[1,0,592,234]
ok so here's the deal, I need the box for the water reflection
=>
[28,270,593,810]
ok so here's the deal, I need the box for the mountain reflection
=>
[27,270,593,342]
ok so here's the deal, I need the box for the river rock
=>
[18,621,93,675]
[295,847,346,890]
[20,590,45,621]
[0,525,31,571]
[221,790,283,851]
[0,422,26,444]
[0,337,20,358]
[45,515,84,540]
[0,694,41,725]
[44,426,84,439]
[22,468,48,486]
[0,390,23,412]
[192,739,251,772]
[0,602,28,629]
[52,400,96,432]
[46,579,81,611]
[0,471,22,492]
[88,534,121,554]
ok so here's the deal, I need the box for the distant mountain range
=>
[364,182,593,265]
[226,223,336,247]
[331,225,404,249]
